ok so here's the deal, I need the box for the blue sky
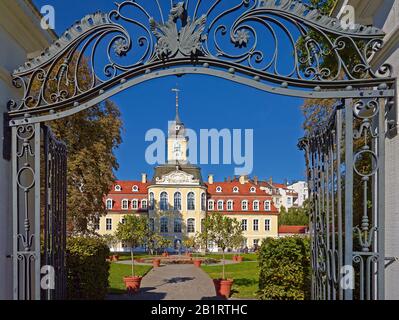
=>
[33,0,306,183]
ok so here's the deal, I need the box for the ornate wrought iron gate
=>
[300,97,388,300]
[6,0,397,300]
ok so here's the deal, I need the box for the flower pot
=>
[111,255,119,262]
[123,276,142,294]
[213,279,234,298]
[193,259,202,267]
[236,256,243,263]
[162,252,169,257]
[153,258,161,267]
[232,255,237,262]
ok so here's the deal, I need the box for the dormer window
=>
[216,186,222,193]
[233,187,239,193]
[132,185,139,192]
[250,187,256,193]
[115,185,121,192]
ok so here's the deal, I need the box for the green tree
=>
[278,201,310,226]
[258,236,311,300]
[200,213,243,280]
[115,215,149,277]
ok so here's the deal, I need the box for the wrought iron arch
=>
[6,0,397,300]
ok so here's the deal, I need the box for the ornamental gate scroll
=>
[6,0,396,300]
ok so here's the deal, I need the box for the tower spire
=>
[172,86,181,124]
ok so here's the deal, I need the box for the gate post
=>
[12,123,41,300]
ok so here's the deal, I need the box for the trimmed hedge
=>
[258,236,311,300]
[66,237,110,300]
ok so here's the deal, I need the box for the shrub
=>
[258,236,311,300]
[66,237,110,300]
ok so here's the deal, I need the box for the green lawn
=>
[193,253,258,262]
[108,262,152,294]
[202,261,260,299]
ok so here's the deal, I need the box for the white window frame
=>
[131,199,138,210]
[160,192,169,211]
[141,199,148,209]
[201,193,207,211]
[250,187,256,193]
[187,192,195,211]
[187,218,195,233]
[264,200,271,211]
[106,199,113,210]
[121,199,129,210]
[216,186,222,193]
[217,200,224,211]
[241,219,247,231]
[208,200,215,210]
[233,187,239,193]
[265,219,271,231]
[242,200,248,211]
[114,185,121,192]
[160,217,168,233]
[227,200,233,211]
[253,200,259,211]
[106,218,112,230]
[253,219,259,231]
[132,185,139,192]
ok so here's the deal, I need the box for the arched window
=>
[187,218,195,233]
[149,192,154,210]
[250,187,256,193]
[242,200,248,211]
[264,200,271,211]
[106,199,113,210]
[233,186,239,193]
[141,199,148,209]
[201,193,206,211]
[149,218,155,232]
[201,218,205,232]
[160,217,168,233]
[217,200,224,211]
[160,192,168,211]
[131,199,138,210]
[253,200,259,211]
[114,185,121,191]
[174,192,182,211]
[208,200,215,210]
[121,199,129,210]
[174,218,182,233]
[132,185,139,192]
[187,192,195,210]
[216,186,222,193]
[227,200,233,211]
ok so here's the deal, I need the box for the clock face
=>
[175,125,181,131]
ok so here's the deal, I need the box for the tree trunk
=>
[222,249,226,280]
[131,247,135,277]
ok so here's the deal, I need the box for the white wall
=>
[0,0,55,300]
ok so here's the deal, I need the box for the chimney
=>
[208,174,214,184]
[141,173,147,183]
[254,176,258,185]
[227,176,231,183]
[269,177,273,185]
[239,175,246,185]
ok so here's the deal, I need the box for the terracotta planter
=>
[236,256,243,263]
[153,258,161,267]
[110,255,119,262]
[232,255,237,262]
[213,279,234,298]
[123,276,142,294]
[193,259,202,267]
[162,252,169,257]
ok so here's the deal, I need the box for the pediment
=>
[156,169,200,185]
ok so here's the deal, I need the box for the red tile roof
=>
[108,181,149,194]
[278,225,308,234]
[206,181,267,195]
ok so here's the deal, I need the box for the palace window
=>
[253,219,259,231]
[174,192,182,211]
[208,200,214,210]
[132,185,139,192]
[264,201,271,211]
[241,219,247,231]
[114,185,121,191]
[160,217,168,233]
[201,193,206,211]
[187,192,195,210]
[131,199,138,210]
[217,200,224,211]
[242,200,248,211]
[253,200,259,211]
[149,192,154,210]
[201,218,205,232]
[174,218,182,233]
[121,199,129,210]
[216,186,222,193]
[106,218,112,231]
[250,187,256,193]
[253,239,259,247]
[106,199,113,210]
[233,187,239,193]
[227,200,233,211]
[187,218,195,233]
[287,197,292,206]
[149,218,155,232]
[160,192,168,211]
[121,218,126,224]
[141,199,147,209]
[265,219,271,231]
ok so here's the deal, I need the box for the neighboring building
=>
[278,225,309,238]
[0,0,56,300]
[287,181,309,207]
[99,94,280,251]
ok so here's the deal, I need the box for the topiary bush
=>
[66,237,110,300]
[258,236,311,300]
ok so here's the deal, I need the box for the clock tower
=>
[168,87,188,163]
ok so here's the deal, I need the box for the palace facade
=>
[98,93,305,251]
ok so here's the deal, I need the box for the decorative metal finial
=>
[172,86,181,123]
